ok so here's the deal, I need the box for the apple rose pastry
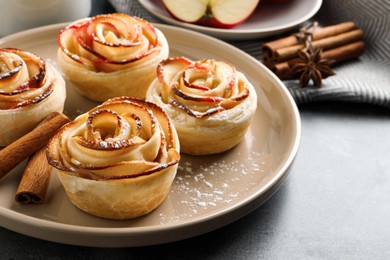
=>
[146,57,257,155]
[47,97,180,220]
[0,48,66,147]
[57,13,169,101]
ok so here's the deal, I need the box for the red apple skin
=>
[166,12,255,29]
[163,1,259,29]
[196,15,251,29]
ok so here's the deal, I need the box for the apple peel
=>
[162,0,260,29]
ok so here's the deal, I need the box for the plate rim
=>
[0,22,301,247]
[137,0,322,39]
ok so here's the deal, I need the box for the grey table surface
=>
[2,1,390,259]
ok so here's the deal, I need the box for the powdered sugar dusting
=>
[159,150,267,222]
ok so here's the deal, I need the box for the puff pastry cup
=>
[0,48,66,147]
[47,97,180,220]
[57,13,169,102]
[146,57,257,155]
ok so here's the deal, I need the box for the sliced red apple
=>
[162,0,208,23]
[208,0,259,28]
[162,0,259,29]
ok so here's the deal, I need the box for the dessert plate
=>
[138,0,322,40]
[0,23,300,247]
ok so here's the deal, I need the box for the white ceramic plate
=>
[0,23,300,247]
[138,0,322,40]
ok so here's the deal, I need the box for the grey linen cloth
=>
[108,0,390,107]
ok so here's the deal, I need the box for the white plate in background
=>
[138,0,322,40]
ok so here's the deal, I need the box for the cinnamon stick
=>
[271,29,364,63]
[15,147,51,204]
[263,21,357,61]
[0,112,70,179]
[271,41,366,79]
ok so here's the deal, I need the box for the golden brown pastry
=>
[47,97,180,220]
[146,57,257,155]
[0,48,66,147]
[57,13,169,101]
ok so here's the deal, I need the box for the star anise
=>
[289,46,335,88]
